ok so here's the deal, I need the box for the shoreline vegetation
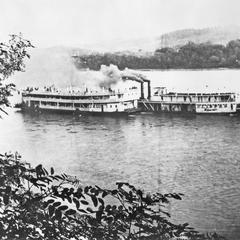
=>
[73,40,240,71]
[0,34,230,239]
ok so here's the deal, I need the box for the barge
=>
[139,87,240,114]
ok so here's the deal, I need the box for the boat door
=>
[101,105,104,112]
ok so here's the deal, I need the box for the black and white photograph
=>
[0,0,240,239]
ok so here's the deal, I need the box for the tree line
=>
[74,40,240,70]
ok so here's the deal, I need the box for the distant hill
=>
[79,26,240,51]
[158,26,240,48]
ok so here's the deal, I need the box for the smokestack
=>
[147,80,151,99]
[141,82,144,99]
[121,71,151,99]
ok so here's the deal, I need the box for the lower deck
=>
[22,97,139,114]
[138,100,240,114]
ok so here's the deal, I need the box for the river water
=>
[1,69,240,239]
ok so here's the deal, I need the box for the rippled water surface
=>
[1,110,240,239]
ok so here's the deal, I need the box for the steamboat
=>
[21,70,240,115]
[21,73,151,115]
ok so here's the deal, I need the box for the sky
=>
[1,0,240,48]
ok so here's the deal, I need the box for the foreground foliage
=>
[0,34,33,116]
[0,153,227,240]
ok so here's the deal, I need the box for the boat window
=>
[115,105,117,108]
[59,102,72,107]
[224,104,227,108]
[214,104,217,108]
[31,100,40,105]
[219,104,222,108]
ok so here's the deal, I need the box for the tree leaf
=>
[78,209,87,214]
[102,191,108,198]
[66,196,72,204]
[171,193,182,200]
[48,205,55,217]
[98,197,105,206]
[111,190,118,195]
[91,195,98,207]
[52,202,61,208]
[58,205,68,211]
[84,186,89,194]
[44,199,54,208]
[73,198,80,209]
[80,200,89,205]
[65,209,76,215]
[86,207,94,213]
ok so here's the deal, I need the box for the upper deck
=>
[22,86,141,103]
[151,87,240,104]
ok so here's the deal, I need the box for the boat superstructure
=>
[22,86,141,114]
[139,87,240,114]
